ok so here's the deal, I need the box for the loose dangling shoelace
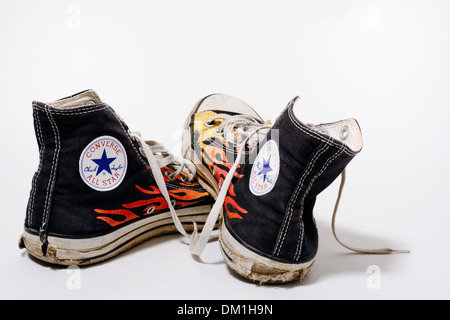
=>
[332,170,410,254]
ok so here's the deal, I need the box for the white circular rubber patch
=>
[249,140,280,196]
[79,136,127,192]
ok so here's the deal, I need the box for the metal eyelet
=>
[339,126,349,141]
[205,119,217,127]
[165,170,176,181]
[181,176,193,184]
[146,206,155,214]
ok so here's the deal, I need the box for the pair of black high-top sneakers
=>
[19,90,408,283]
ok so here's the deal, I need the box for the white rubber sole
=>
[19,205,211,266]
[219,224,314,284]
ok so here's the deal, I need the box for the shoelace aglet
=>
[335,241,410,255]
[389,249,410,254]
[360,248,410,255]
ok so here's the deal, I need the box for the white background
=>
[1,0,449,300]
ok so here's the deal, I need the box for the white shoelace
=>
[130,132,197,239]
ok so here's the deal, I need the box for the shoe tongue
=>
[47,89,103,109]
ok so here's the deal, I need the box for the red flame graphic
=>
[198,136,250,220]
[94,182,210,227]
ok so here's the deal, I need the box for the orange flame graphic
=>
[94,182,210,227]
[197,135,250,220]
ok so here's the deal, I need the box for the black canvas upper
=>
[25,91,213,255]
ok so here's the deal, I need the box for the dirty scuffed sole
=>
[18,210,211,266]
[219,224,314,284]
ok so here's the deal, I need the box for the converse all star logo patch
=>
[79,136,127,191]
[250,140,280,196]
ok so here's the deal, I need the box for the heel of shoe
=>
[219,224,314,284]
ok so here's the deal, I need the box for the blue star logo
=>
[258,155,273,183]
[91,149,116,176]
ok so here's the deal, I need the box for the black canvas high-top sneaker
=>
[182,94,407,283]
[19,90,214,265]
